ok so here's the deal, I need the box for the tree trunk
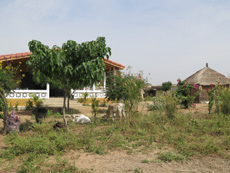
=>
[0,91,8,135]
[63,89,69,131]
[67,91,70,113]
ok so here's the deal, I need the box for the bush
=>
[148,93,178,118]
[106,69,146,113]
[162,81,172,92]
[175,79,199,108]
[216,88,230,115]
[31,94,44,107]
[26,100,34,110]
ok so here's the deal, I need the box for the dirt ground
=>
[1,102,230,172]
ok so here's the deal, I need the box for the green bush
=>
[26,99,34,110]
[162,81,172,92]
[217,88,230,115]
[106,69,146,113]
[175,79,199,108]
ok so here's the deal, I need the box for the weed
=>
[14,102,19,111]
[157,152,185,162]
[141,159,150,163]
[54,112,62,118]
[26,99,33,110]
[134,168,143,173]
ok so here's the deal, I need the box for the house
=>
[0,52,125,101]
[186,63,230,103]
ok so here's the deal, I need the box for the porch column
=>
[46,83,50,99]
[113,67,116,75]
[103,72,106,90]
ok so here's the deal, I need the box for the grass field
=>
[1,102,230,172]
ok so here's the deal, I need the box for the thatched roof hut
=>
[186,63,230,103]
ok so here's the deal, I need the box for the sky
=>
[0,0,230,85]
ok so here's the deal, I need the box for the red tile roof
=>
[0,52,32,60]
[0,52,125,69]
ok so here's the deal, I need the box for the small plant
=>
[26,100,34,110]
[144,96,153,101]
[46,110,53,117]
[54,112,62,118]
[134,168,143,173]
[141,159,150,163]
[91,97,99,122]
[157,152,185,162]
[31,94,44,107]
[82,92,89,106]
[8,103,14,111]
[14,102,19,111]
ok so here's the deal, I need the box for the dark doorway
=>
[20,72,46,90]
[50,86,64,97]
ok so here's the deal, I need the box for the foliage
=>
[157,152,185,162]
[26,99,34,110]
[175,79,199,108]
[0,60,23,134]
[144,96,153,101]
[216,88,230,115]
[27,37,111,129]
[82,92,89,106]
[14,102,19,111]
[161,81,172,92]
[27,37,111,103]
[31,94,44,107]
[205,81,220,114]
[91,97,99,121]
[106,70,146,112]
[0,97,4,111]
[148,93,178,119]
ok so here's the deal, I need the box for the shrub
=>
[162,81,172,92]
[175,79,199,108]
[148,93,178,119]
[14,102,19,111]
[31,94,44,107]
[82,92,89,106]
[216,88,230,115]
[106,69,146,113]
[26,99,34,110]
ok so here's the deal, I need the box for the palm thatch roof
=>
[186,63,230,86]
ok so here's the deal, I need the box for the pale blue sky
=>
[0,0,230,85]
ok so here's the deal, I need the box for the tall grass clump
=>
[216,88,230,115]
[147,92,178,119]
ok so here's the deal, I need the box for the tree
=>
[0,61,22,135]
[27,37,111,129]
[162,81,172,92]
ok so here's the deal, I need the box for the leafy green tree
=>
[27,37,111,128]
[162,81,172,92]
[0,61,22,134]
[106,70,146,114]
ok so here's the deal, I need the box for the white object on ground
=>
[71,114,91,124]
